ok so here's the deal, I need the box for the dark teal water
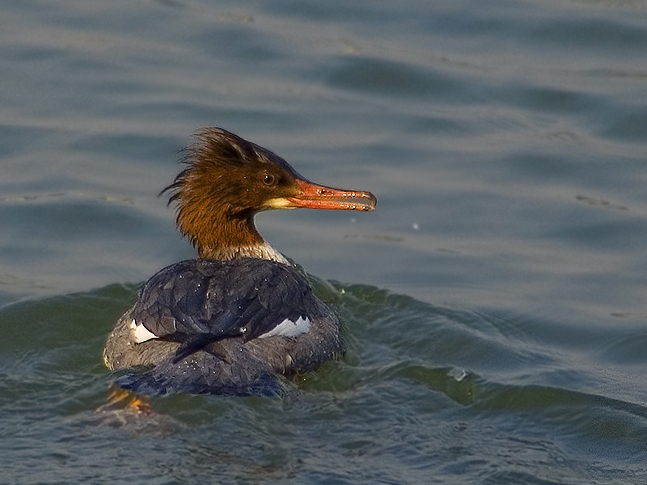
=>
[1,0,647,483]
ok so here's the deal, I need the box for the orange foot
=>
[99,386,153,416]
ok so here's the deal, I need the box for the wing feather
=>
[129,259,325,362]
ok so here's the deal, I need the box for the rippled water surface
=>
[1,0,647,483]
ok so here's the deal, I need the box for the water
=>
[1,0,647,483]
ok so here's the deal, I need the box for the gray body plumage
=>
[103,258,345,396]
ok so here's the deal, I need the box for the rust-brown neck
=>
[176,203,288,263]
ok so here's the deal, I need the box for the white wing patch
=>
[129,318,159,344]
[259,316,311,339]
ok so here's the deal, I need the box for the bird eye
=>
[263,173,277,186]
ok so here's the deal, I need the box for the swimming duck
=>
[102,127,377,396]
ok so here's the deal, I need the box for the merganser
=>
[103,127,377,396]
